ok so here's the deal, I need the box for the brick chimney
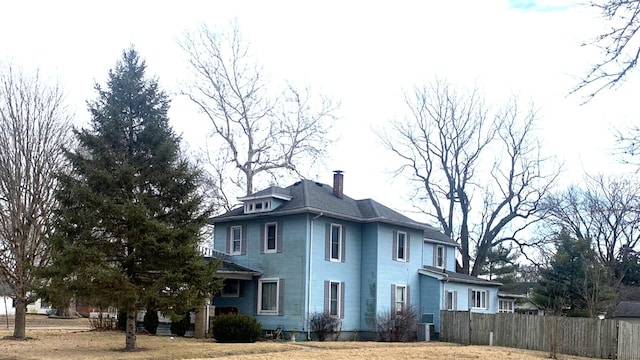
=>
[333,170,344,199]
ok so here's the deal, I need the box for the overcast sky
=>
[2,0,639,220]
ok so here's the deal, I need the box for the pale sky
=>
[2,0,639,220]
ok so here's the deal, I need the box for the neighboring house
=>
[209,171,502,339]
[497,292,525,313]
[612,301,640,323]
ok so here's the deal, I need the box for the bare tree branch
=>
[572,0,640,101]
[0,62,73,338]
[179,21,339,200]
[380,80,560,275]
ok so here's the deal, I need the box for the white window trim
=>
[471,290,488,310]
[436,244,445,268]
[396,231,407,262]
[264,222,278,253]
[499,299,514,313]
[329,280,342,317]
[230,225,242,255]
[245,200,272,214]
[446,290,457,311]
[258,278,280,315]
[330,223,342,262]
[395,285,407,314]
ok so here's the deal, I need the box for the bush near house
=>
[376,307,419,342]
[310,311,341,341]
[210,314,262,343]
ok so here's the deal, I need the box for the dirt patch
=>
[0,329,594,360]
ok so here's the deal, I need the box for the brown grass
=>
[0,315,594,360]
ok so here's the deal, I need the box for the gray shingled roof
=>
[612,301,640,318]
[211,179,457,245]
[420,265,503,286]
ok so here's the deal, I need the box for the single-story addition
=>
[209,171,503,340]
[612,301,640,323]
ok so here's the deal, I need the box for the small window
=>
[436,245,445,268]
[221,279,240,297]
[499,299,514,313]
[330,224,342,261]
[329,281,340,316]
[397,232,407,261]
[231,226,242,255]
[264,223,277,253]
[446,291,457,310]
[395,285,406,314]
[471,290,487,309]
[258,279,280,315]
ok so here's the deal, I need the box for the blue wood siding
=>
[419,275,442,332]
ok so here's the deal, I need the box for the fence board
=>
[618,321,640,360]
[440,311,619,359]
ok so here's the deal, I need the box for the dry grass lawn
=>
[0,315,593,360]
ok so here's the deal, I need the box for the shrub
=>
[210,314,262,343]
[143,308,159,334]
[310,311,341,341]
[376,307,418,342]
[170,311,191,337]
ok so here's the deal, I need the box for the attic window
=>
[244,200,272,214]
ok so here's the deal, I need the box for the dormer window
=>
[244,200,272,214]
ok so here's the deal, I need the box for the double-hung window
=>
[325,280,345,318]
[264,223,277,253]
[446,291,457,310]
[392,284,408,314]
[258,278,282,315]
[436,245,445,268]
[230,226,242,255]
[393,230,410,262]
[325,223,345,262]
[471,290,487,309]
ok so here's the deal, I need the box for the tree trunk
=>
[194,304,206,339]
[13,297,26,339]
[125,307,137,351]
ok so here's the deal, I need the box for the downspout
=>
[307,212,323,340]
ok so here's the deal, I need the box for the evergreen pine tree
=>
[46,48,219,351]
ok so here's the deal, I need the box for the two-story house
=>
[210,171,501,340]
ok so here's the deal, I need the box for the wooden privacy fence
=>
[440,311,640,359]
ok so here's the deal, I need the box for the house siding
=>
[419,275,442,332]
[310,216,362,332]
[360,223,379,331]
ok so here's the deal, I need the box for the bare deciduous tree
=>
[573,0,640,100]
[0,63,72,339]
[381,80,559,276]
[543,174,640,287]
[180,22,338,202]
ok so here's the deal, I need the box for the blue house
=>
[210,171,501,339]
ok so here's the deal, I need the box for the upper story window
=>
[436,245,445,268]
[244,200,272,214]
[264,222,277,253]
[231,226,242,255]
[330,224,342,261]
[227,225,246,255]
[470,289,488,309]
[393,231,409,262]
